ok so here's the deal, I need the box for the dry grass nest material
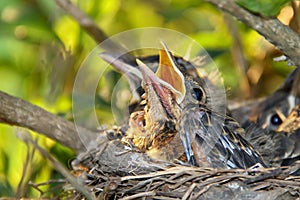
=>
[59,133,300,200]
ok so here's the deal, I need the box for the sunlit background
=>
[0,0,296,197]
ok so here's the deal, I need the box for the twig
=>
[249,182,272,191]
[245,168,283,184]
[28,179,67,196]
[121,166,198,181]
[224,13,251,98]
[192,184,212,200]
[0,91,97,153]
[55,0,135,63]
[265,178,300,187]
[182,183,197,200]
[20,132,95,200]
[150,196,180,200]
[169,174,199,190]
[29,179,67,187]
[123,177,159,193]
[29,181,44,195]
[119,190,156,200]
[55,0,107,44]
[207,0,300,67]
[16,133,36,198]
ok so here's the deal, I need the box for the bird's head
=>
[127,44,187,152]
[136,42,210,125]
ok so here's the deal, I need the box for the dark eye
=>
[191,87,204,101]
[270,113,282,125]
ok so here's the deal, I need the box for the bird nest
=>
[58,131,300,200]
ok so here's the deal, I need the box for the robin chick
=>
[100,46,223,118]
[232,68,299,131]
[124,43,266,168]
[232,68,300,167]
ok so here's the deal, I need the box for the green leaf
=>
[235,0,292,17]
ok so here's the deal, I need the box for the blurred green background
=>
[0,0,296,197]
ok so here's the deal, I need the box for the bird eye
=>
[270,113,282,125]
[191,87,204,102]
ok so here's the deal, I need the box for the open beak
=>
[135,42,186,120]
[136,59,179,119]
[156,42,186,103]
[136,44,195,165]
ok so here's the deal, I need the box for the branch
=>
[0,91,172,176]
[0,91,97,153]
[55,0,135,63]
[0,0,136,153]
[55,0,108,44]
[207,0,300,67]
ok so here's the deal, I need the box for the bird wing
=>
[179,104,267,168]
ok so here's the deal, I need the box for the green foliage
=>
[0,0,294,197]
[236,0,292,17]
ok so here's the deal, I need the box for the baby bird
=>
[123,44,266,168]
[232,68,300,166]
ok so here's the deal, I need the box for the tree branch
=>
[55,0,135,63]
[0,91,97,153]
[207,0,300,67]
[55,0,108,44]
